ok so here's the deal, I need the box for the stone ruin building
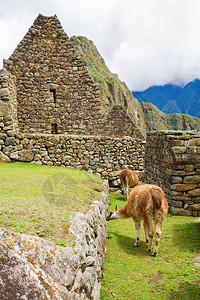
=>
[3,14,142,139]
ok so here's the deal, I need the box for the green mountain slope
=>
[141,102,200,131]
[70,36,200,134]
[70,36,146,135]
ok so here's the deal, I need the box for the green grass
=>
[0,162,104,246]
[101,193,200,300]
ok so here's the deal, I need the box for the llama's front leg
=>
[134,219,141,246]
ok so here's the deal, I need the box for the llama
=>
[119,168,139,200]
[106,183,168,256]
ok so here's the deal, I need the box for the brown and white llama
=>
[106,183,168,256]
[119,168,139,200]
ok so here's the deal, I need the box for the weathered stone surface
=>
[110,179,121,187]
[183,175,200,184]
[194,197,200,204]
[0,228,79,300]
[11,150,34,162]
[170,176,182,184]
[170,207,193,216]
[171,184,197,192]
[109,170,121,177]
[0,180,110,300]
[0,151,11,162]
[188,204,200,211]
[188,189,200,197]
[145,131,200,217]
[171,146,186,154]
[5,136,15,146]
[69,180,109,299]
[188,138,200,146]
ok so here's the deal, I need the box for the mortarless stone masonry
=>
[145,130,200,217]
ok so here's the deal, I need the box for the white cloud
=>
[1,0,200,91]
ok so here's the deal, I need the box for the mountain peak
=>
[132,79,200,118]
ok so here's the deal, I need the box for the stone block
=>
[194,197,200,204]
[183,175,200,184]
[171,146,186,154]
[170,176,182,184]
[171,184,197,192]
[188,204,200,211]
[109,170,121,177]
[170,207,192,216]
[5,136,15,146]
[188,138,200,146]
[188,188,200,197]
[0,151,11,162]
[185,165,194,172]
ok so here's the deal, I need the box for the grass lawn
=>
[101,193,200,300]
[0,162,104,246]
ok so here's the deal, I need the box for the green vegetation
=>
[0,162,104,246]
[70,36,127,112]
[70,35,146,135]
[70,36,200,134]
[101,193,200,299]
[141,102,200,132]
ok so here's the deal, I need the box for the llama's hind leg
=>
[146,219,154,253]
[143,221,149,243]
[125,180,129,201]
[152,222,162,256]
[134,219,141,246]
[122,182,128,201]
[121,183,125,199]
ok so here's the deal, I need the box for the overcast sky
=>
[1,0,200,91]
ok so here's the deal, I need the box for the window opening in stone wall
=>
[51,123,58,134]
[50,89,56,103]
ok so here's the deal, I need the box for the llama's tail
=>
[151,189,162,209]
[120,172,127,183]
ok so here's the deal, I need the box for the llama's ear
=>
[115,203,118,212]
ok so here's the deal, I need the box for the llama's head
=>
[106,203,118,221]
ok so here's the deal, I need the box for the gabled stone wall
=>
[3,14,103,136]
[3,14,141,139]
[145,131,200,217]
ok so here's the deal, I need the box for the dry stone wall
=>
[0,181,110,300]
[1,132,145,180]
[145,131,200,217]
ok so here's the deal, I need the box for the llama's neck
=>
[116,205,129,219]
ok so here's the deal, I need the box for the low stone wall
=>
[145,130,200,217]
[0,181,110,300]
[0,132,145,180]
[0,67,145,181]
